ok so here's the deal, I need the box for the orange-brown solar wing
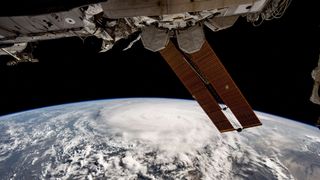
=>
[186,41,262,129]
[160,41,235,132]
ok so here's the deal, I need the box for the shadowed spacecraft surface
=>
[0,0,294,132]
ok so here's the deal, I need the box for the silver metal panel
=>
[204,15,239,32]
[102,0,255,18]
[0,26,17,38]
[141,26,169,52]
[14,16,46,33]
[0,43,27,55]
[0,8,84,37]
[176,25,205,54]
[0,17,28,35]
[224,0,267,16]
[0,30,87,44]
[50,10,84,29]
[250,0,268,12]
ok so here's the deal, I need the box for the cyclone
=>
[0,98,319,179]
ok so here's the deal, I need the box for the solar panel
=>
[160,40,235,132]
[186,41,262,129]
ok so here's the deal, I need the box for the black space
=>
[0,1,319,125]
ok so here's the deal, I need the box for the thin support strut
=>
[0,48,21,61]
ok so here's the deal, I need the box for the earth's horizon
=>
[0,98,319,179]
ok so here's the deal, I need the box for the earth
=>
[0,98,319,180]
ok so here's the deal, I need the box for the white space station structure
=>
[311,56,320,105]
[0,0,290,59]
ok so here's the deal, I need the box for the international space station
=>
[2,0,317,132]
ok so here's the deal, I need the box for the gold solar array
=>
[160,40,261,132]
